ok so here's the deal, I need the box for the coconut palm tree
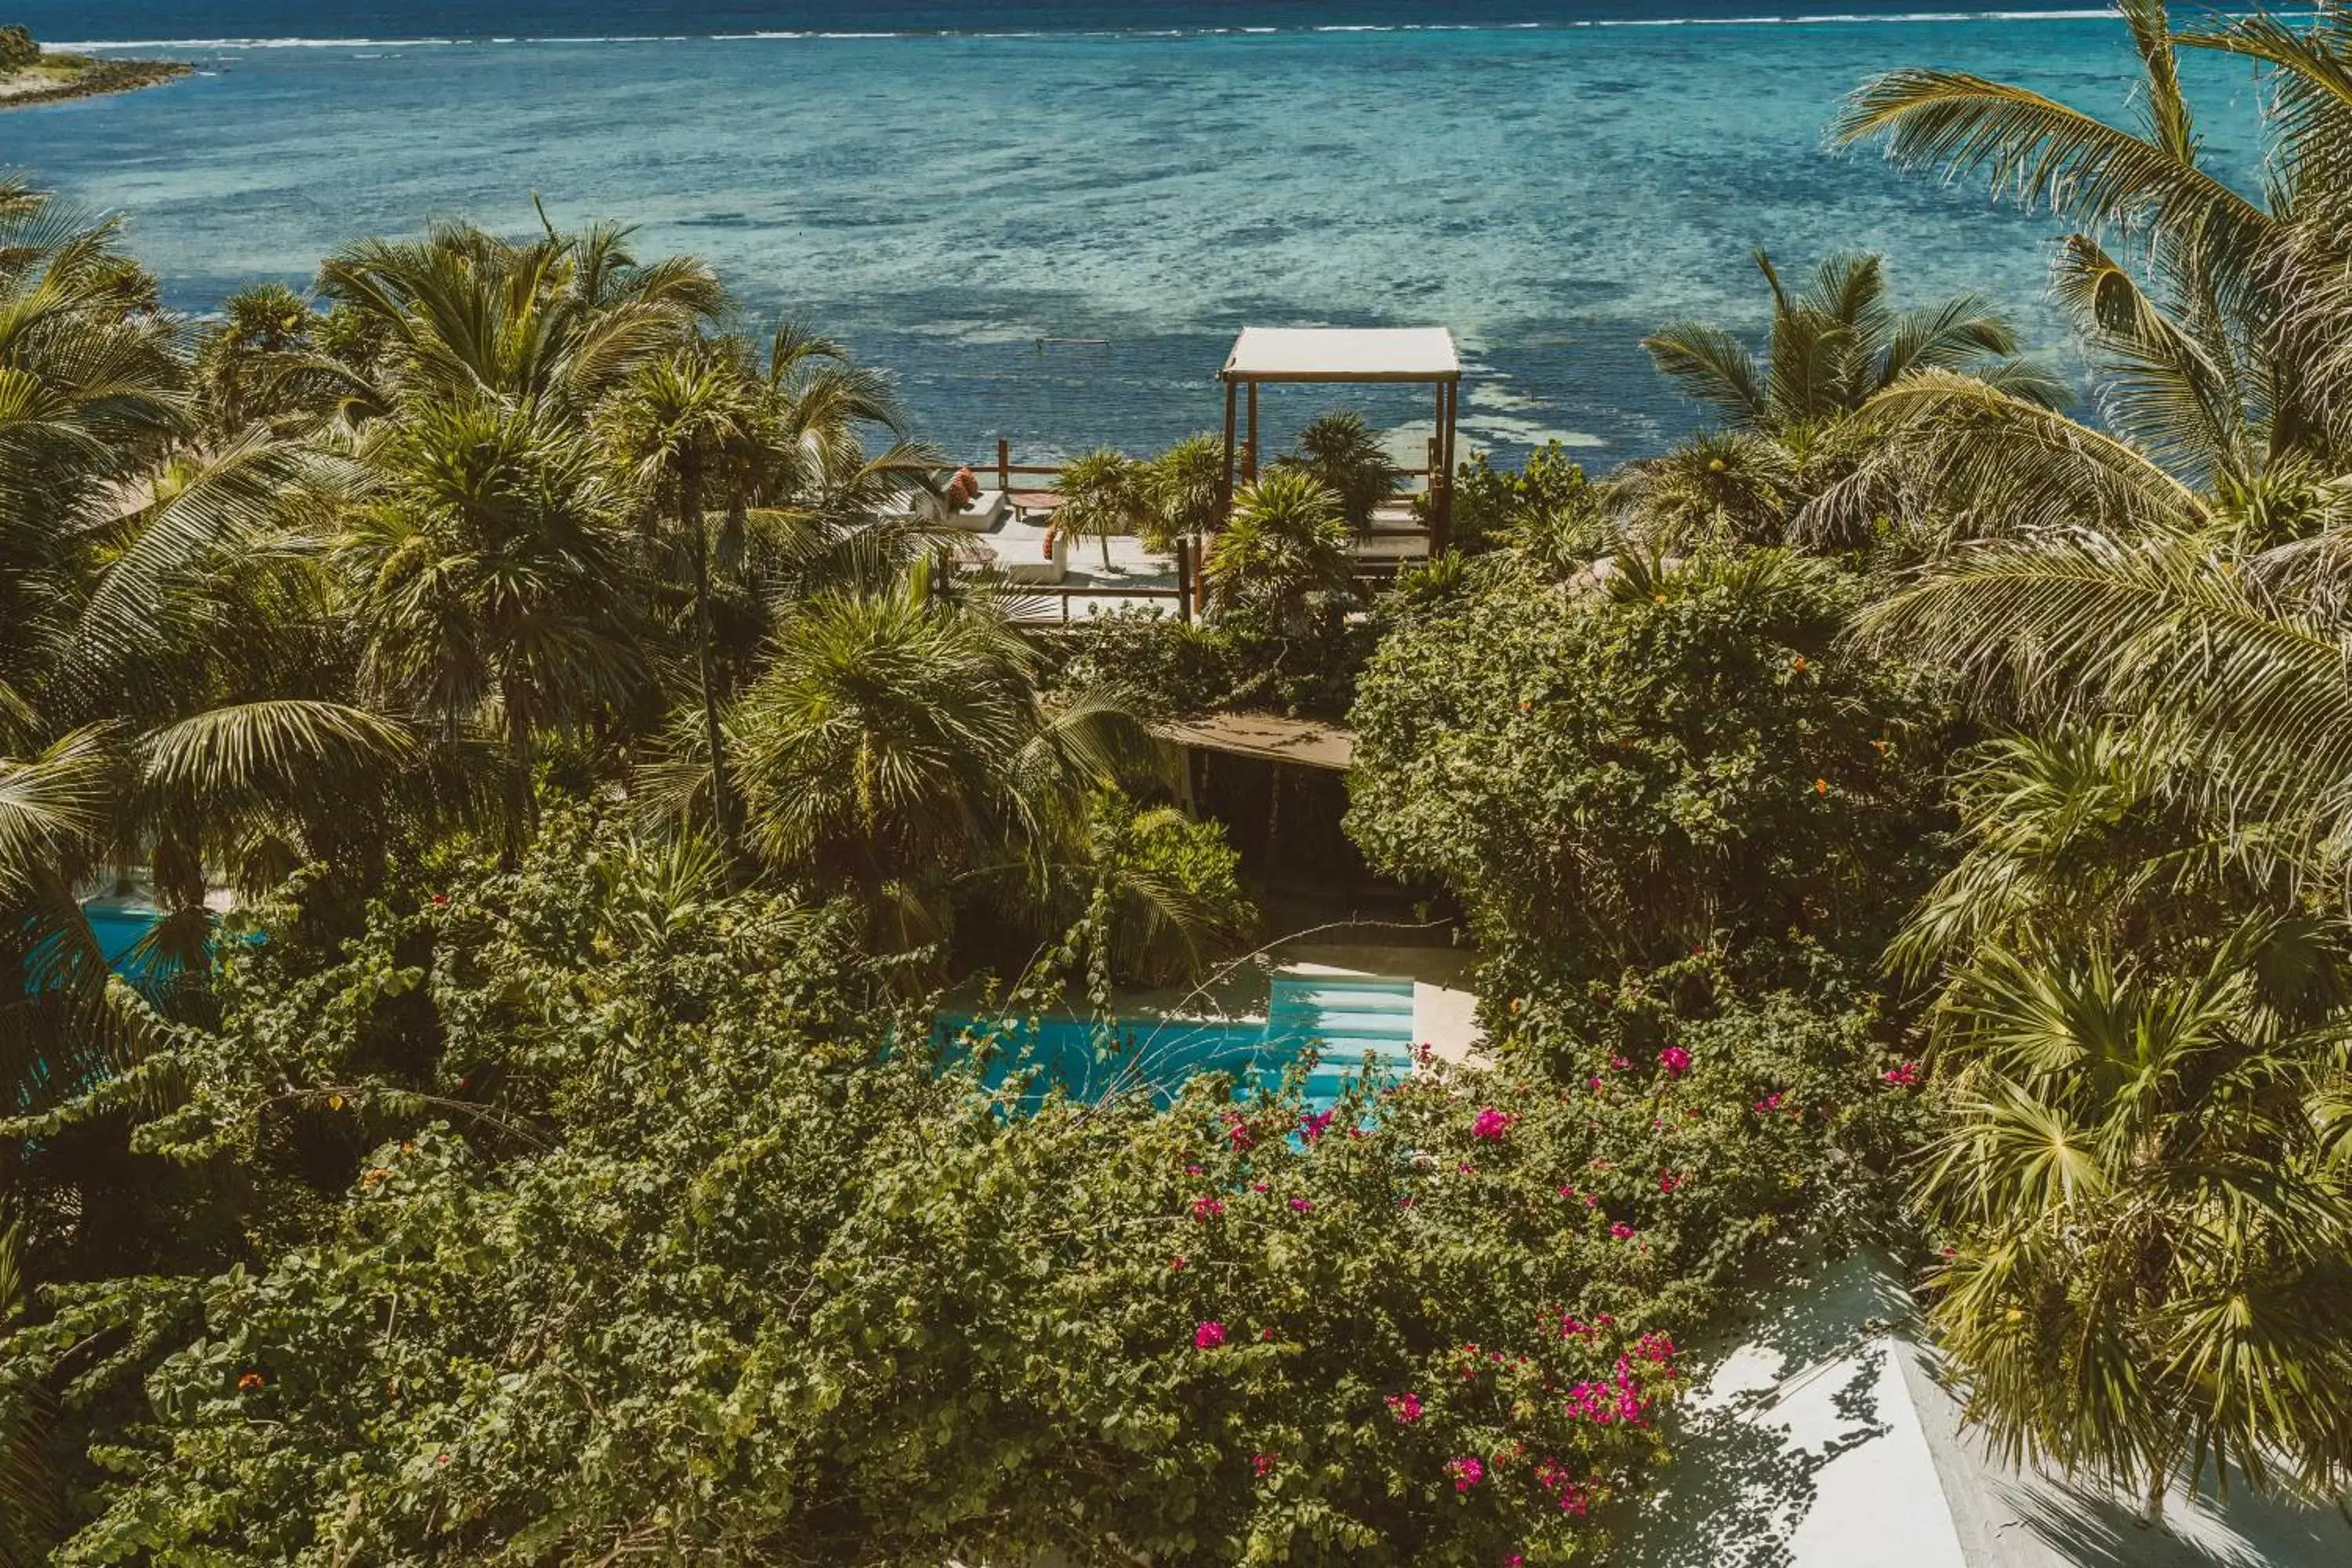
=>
[1056,448,1150,569]
[1838,2,2352,848]
[1842,2,2352,1511]
[601,345,764,868]
[1617,249,2057,546]
[1203,468,1354,629]
[277,216,724,434]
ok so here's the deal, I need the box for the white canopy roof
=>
[1221,326,1460,383]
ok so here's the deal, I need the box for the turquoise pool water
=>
[940,974,1417,1107]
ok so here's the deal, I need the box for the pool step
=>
[1266,975,1417,1086]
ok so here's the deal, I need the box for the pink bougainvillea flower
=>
[1185,1163,1203,1175]
[1657,1045,1691,1077]
[1610,1054,1631,1070]
[1753,1091,1784,1115]
[1610,1222,1635,1240]
[1882,1061,1921,1087]
[1505,1555,1525,1567]
[1288,1196,1314,1213]
[1193,1320,1227,1349]
[1252,1452,1278,1477]
[1191,1195,1225,1220]
[1588,1075,1605,1093]
[1260,1327,1275,1341]
[1252,1181,1271,1194]
[1170,1256,1186,1270]
[1633,1330,1677,1365]
[1386,1390,1424,1424]
[1472,1107,1513,1141]
[1300,1109,1337,1142]
[1226,1117,1255,1150]
[1457,1162,1476,1174]
[1658,1171,1681,1193]
[1446,1455,1485,1491]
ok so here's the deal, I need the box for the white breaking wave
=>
[42,9,2144,53]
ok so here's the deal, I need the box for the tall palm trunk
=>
[503,672,534,866]
[680,455,741,872]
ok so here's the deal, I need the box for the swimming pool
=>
[938,975,1418,1107]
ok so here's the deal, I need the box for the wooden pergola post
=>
[1244,382,1259,482]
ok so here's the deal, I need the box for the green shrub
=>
[1348,546,1953,985]
[0,27,39,70]
[0,814,1918,1566]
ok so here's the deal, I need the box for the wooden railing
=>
[969,438,1435,495]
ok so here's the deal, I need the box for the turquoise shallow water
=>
[2,6,2267,460]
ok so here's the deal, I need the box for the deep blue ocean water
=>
[2,3,2274,462]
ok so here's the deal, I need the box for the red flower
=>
[1252,1452,1278,1477]
[1193,1321,1227,1349]
[236,1371,264,1392]
[1610,1222,1635,1240]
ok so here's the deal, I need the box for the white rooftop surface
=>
[1222,326,1460,383]
[1629,1250,2352,1567]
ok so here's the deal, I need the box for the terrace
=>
[915,325,1461,625]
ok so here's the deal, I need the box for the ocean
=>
[2,2,2270,465]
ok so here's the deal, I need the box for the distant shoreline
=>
[0,54,190,111]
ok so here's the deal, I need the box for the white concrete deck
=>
[1630,1250,2352,1567]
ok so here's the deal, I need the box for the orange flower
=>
[237,1371,264,1392]
[1871,738,1891,753]
[1791,655,1806,671]
[1814,778,1828,796]
[361,1167,390,1186]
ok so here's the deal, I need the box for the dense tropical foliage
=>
[10,1,2352,1557]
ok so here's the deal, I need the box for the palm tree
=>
[1203,468,1354,629]
[1617,249,2056,546]
[1841,2,2352,1510]
[1276,412,1400,531]
[339,397,648,848]
[728,563,1159,938]
[1056,448,1150,569]
[279,216,724,432]
[1915,916,2352,1516]
[191,281,317,437]
[1838,2,2352,848]
[1143,432,1225,553]
[601,346,762,868]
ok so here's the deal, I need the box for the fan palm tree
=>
[1056,448,1150,569]
[728,562,1160,937]
[1276,412,1401,531]
[1203,468,1354,629]
[1916,916,2352,1515]
[339,397,648,848]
